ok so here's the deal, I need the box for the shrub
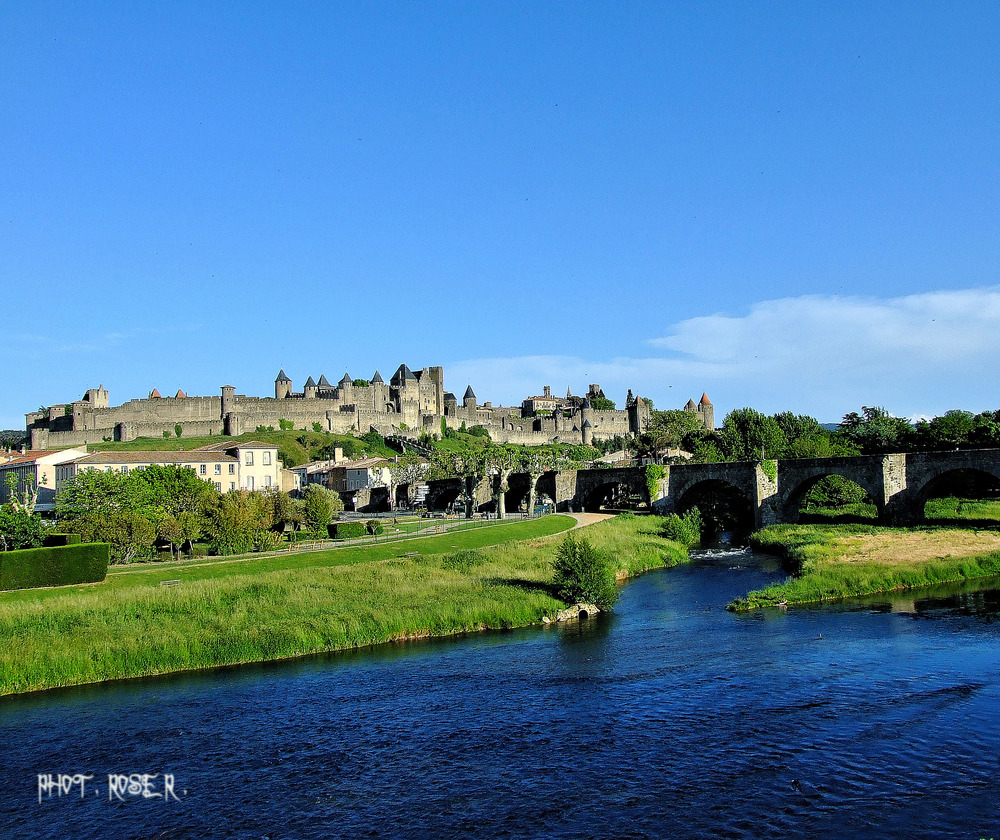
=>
[279,419,295,431]
[174,424,182,438]
[311,422,323,433]
[163,431,171,439]
[365,520,384,536]
[331,522,365,539]
[552,534,618,609]
[662,507,703,548]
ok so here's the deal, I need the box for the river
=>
[3,547,1000,839]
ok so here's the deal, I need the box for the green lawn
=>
[1,516,576,606]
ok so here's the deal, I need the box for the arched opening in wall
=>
[394,484,410,510]
[364,487,390,513]
[583,481,646,513]
[427,482,463,514]
[789,475,879,524]
[505,474,530,515]
[920,469,1000,525]
[677,480,753,537]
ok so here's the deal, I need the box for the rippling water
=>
[4,548,1000,839]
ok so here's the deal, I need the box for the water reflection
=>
[3,550,1000,839]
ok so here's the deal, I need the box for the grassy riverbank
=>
[728,523,1000,610]
[0,514,687,696]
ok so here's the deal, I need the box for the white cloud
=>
[448,288,1000,422]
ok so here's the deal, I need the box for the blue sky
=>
[3,2,999,430]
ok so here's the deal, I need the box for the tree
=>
[927,410,976,449]
[386,454,426,509]
[263,486,304,533]
[552,534,618,609]
[837,406,913,454]
[590,397,615,411]
[719,408,786,462]
[204,489,272,555]
[174,424,183,438]
[70,509,156,564]
[0,507,45,551]
[430,450,487,518]
[522,449,556,515]
[636,409,703,457]
[482,444,520,518]
[301,484,342,535]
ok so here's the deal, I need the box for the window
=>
[215,482,222,491]
[246,476,255,490]
[229,464,235,475]
[121,466,128,474]
[214,464,221,475]
[245,451,254,466]
[263,451,271,466]
[200,464,207,475]
[264,475,272,487]
[229,482,235,491]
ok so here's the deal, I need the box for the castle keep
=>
[27,364,659,449]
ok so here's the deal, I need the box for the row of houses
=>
[0,442,424,514]
[0,441,292,512]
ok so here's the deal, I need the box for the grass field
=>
[0,514,688,696]
[729,522,1000,610]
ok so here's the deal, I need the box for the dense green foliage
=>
[58,466,308,562]
[661,507,703,547]
[0,508,45,551]
[552,534,619,609]
[301,484,343,535]
[0,542,109,591]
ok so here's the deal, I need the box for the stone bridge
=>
[425,449,1000,526]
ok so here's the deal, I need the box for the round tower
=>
[275,370,292,400]
[221,385,236,419]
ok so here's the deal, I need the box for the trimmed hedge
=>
[0,543,110,592]
[329,521,384,539]
[330,522,365,539]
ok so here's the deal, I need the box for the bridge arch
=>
[675,478,755,534]
[779,472,882,523]
[777,457,890,524]
[911,467,1000,521]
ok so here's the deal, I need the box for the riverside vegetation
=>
[728,519,1000,611]
[0,514,689,696]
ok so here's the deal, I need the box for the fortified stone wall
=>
[30,367,656,449]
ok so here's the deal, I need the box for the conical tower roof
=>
[391,364,417,384]
[318,374,332,387]
[338,372,352,386]
[700,392,712,405]
[304,376,317,388]
[463,385,476,400]
[275,369,291,382]
[371,370,384,384]
[684,398,697,411]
